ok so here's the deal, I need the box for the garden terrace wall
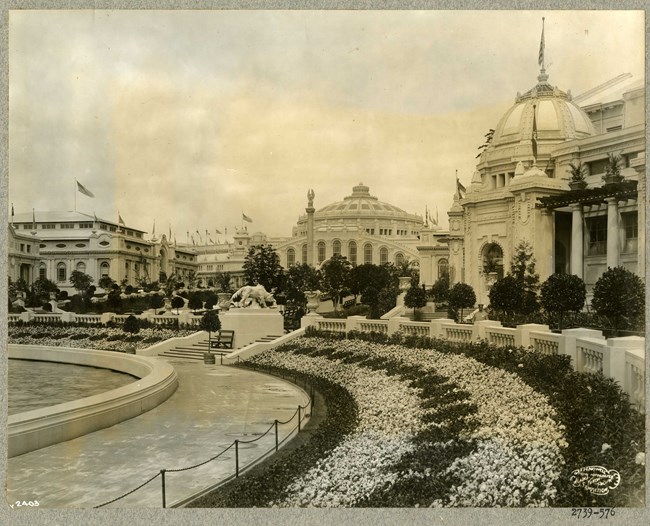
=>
[12,310,202,327]
[8,344,178,457]
[302,315,645,413]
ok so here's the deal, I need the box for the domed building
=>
[444,56,645,305]
[273,183,436,269]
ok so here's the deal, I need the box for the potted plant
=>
[200,310,221,364]
[603,153,623,185]
[568,161,588,190]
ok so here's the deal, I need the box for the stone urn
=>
[304,290,321,314]
[568,179,587,191]
[217,293,232,311]
[398,276,412,293]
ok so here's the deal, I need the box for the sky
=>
[8,9,645,240]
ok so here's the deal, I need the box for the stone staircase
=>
[157,334,284,361]
[157,337,212,361]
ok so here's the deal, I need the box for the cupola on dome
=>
[492,71,595,147]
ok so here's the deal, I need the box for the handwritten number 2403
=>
[571,508,616,519]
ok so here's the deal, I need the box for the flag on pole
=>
[32,208,36,229]
[118,213,125,226]
[152,220,156,236]
[11,203,14,219]
[93,212,98,227]
[538,17,545,68]
[436,206,439,225]
[456,177,466,199]
[242,213,253,223]
[76,180,95,198]
[215,228,222,235]
[169,224,172,239]
[532,104,538,161]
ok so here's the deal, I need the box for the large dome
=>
[492,72,596,147]
[313,183,420,222]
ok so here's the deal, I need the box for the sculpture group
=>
[229,284,277,309]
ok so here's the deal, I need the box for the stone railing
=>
[9,309,203,327]
[301,314,645,413]
[485,326,517,348]
[530,331,561,355]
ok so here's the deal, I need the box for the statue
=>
[307,188,315,208]
[229,284,277,309]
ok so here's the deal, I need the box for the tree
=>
[163,272,180,298]
[430,270,450,304]
[98,276,115,291]
[284,263,322,308]
[149,294,165,310]
[200,310,221,351]
[404,283,427,316]
[352,264,399,318]
[204,291,219,310]
[592,266,645,335]
[188,292,203,312]
[69,270,94,298]
[186,270,197,290]
[107,289,122,311]
[489,275,522,318]
[509,240,540,315]
[320,255,352,312]
[215,272,233,293]
[30,277,58,306]
[540,273,586,330]
[171,295,184,314]
[395,258,419,282]
[243,244,285,293]
[448,282,476,322]
[123,314,140,334]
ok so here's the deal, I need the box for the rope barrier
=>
[94,471,161,508]
[166,441,235,473]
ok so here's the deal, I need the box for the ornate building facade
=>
[440,64,644,305]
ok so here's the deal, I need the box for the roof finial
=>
[537,17,548,83]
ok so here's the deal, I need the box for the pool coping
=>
[7,344,178,458]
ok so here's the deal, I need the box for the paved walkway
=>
[6,359,310,509]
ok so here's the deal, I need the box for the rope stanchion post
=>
[160,469,166,508]
[220,354,223,365]
[235,440,239,477]
[274,420,279,452]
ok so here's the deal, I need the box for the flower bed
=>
[7,323,195,352]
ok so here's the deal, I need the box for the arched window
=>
[332,240,341,257]
[482,243,504,279]
[437,258,449,279]
[364,243,373,264]
[100,261,110,277]
[380,247,388,265]
[57,262,67,283]
[317,241,326,264]
[348,241,357,266]
[301,244,308,264]
[287,248,296,267]
[395,252,405,266]
[76,262,86,273]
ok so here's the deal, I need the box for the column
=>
[606,198,619,268]
[570,204,583,278]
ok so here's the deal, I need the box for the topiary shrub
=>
[592,266,645,336]
[123,315,140,334]
[540,273,586,330]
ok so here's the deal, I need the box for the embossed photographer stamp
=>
[570,466,621,496]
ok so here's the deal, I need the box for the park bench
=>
[210,329,235,349]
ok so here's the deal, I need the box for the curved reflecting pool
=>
[8,359,138,415]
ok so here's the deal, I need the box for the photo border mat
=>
[0,1,647,525]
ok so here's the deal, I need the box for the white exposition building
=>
[9,52,644,305]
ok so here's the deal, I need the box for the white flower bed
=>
[251,351,424,507]
[250,337,567,507]
[8,324,195,352]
